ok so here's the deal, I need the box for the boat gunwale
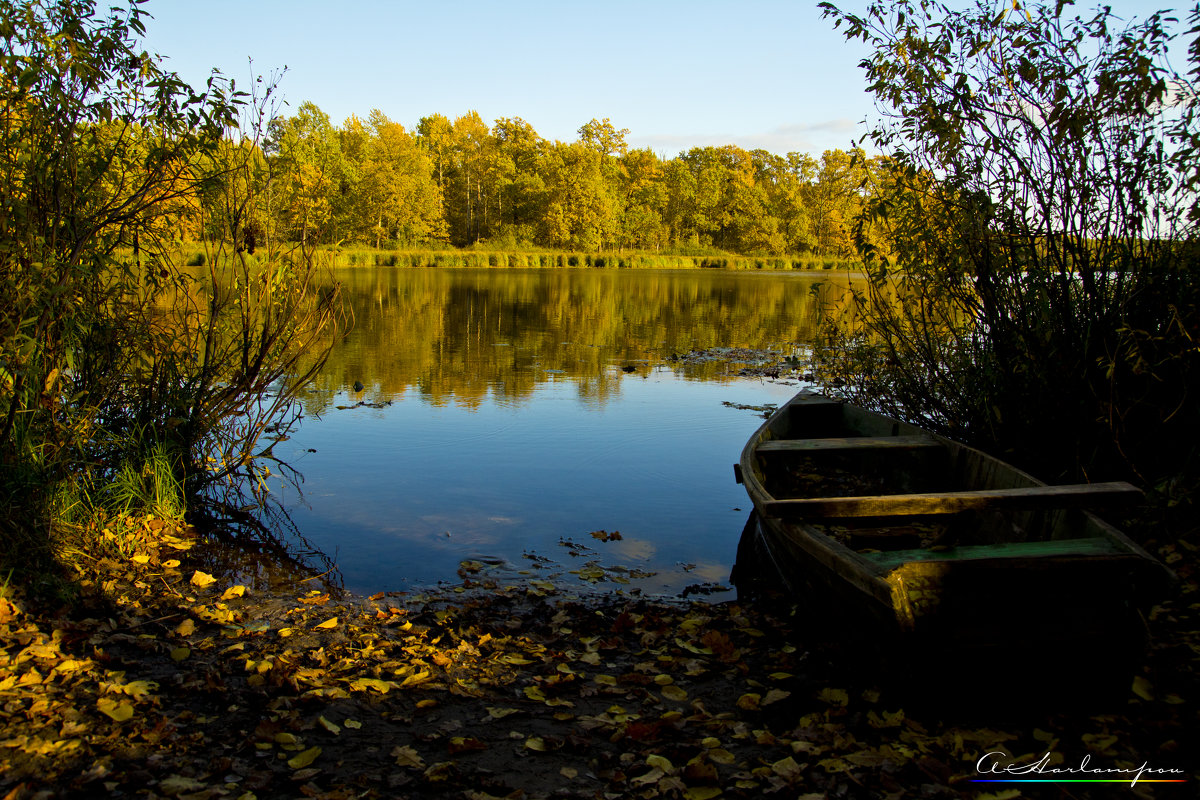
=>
[738,391,1158,582]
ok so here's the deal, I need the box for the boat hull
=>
[735,391,1172,694]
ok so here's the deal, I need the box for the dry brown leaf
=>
[392,745,425,769]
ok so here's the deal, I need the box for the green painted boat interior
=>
[859,536,1126,570]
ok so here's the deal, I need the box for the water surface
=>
[268,268,853,598]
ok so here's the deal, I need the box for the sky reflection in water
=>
[264,269,846,598]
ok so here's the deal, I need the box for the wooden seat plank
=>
[758,435,941,453]
[763,481,1143,519]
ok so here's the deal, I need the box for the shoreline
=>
[2,513,1197,799]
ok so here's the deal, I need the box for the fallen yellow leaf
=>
[287,746,321,769]
[660,685,688,702]
[709,748,737,765]
[399,670,431,687]
[189,570,216,587]
[646,754,674,772]
[486,707,521,720]
[314,617,339,629]
[736,693,761,710]
[772,756,804,781]
[349,677,397,694]
[631,767,666,786]
[97,697,134,722]
[158,776,206,794]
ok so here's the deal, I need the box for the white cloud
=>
[629,118,864,158]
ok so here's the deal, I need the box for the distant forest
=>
[186,104,889,258]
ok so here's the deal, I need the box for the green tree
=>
[816,0,1200,489]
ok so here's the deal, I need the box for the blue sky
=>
[142,0,1182,159]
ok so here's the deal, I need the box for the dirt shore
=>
[2,511,1197,800]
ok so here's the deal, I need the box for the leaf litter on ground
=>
[0,512,1197,799]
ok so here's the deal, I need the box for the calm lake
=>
[265,268,855,599]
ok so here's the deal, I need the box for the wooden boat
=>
[734,390,1173,695]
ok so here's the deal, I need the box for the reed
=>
[214,245,865,272]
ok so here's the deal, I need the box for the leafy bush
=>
[815,0,1200,494]
[0,1,343,577]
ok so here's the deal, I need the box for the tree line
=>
[188,104,883,258]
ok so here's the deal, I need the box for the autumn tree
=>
[540,141,619,251]
[267,101,346,245]
[416,112,454,224]
[361,111,445,246]
[617,148,668,251]
[578,117,630,157]
[487,117,547,243]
